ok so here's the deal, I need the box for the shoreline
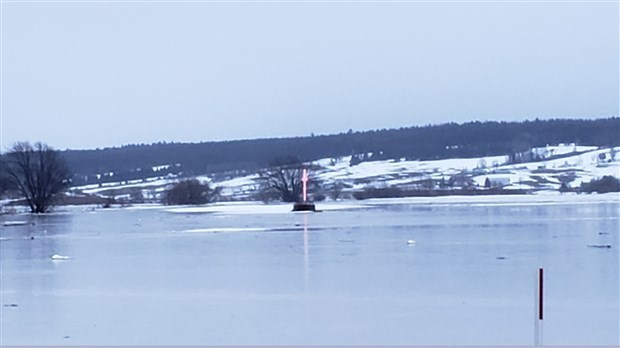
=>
[2,192,618,216]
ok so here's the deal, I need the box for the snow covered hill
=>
[71,144,620,202]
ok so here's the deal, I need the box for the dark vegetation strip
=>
[62,118,619,186]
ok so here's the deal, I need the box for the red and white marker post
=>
[302,168,309,202]
[292,167,315,211]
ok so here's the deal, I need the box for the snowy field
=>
[1,195,618,346]
[71,144,620,201]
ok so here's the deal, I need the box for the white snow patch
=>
[78,177,175,194]
[152,164,171,171]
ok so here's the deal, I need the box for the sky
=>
[1,0,618,150]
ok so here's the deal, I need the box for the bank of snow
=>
[69,144,620,202]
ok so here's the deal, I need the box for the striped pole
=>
[302,168,308,202]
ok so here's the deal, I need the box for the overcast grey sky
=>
[1,1,618,150]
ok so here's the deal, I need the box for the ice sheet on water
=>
[167,203,291,215]
[361,192,619,206]
[182,227,269,233]
[166,202,366,215]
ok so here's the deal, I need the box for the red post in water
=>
[538,268,544,320]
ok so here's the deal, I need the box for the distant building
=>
[448,174,475,188]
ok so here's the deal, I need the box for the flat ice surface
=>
[1,197,618,345]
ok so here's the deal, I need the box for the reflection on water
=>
[1,202,618,346]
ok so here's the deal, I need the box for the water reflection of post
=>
[303,214,309,291]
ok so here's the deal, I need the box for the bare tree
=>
[3,142,71,213]
[0,158,17,197]
[258,155,320,203]
[259,161,302,202]
[163,179,220,205]
[329,180,345,200]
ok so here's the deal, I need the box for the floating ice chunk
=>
[587,244,612,249]
[50,254,71,260]
[407,240,416,245]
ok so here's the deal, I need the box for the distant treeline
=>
[63,118,620,186]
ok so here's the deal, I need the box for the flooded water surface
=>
[1,199,619,345]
